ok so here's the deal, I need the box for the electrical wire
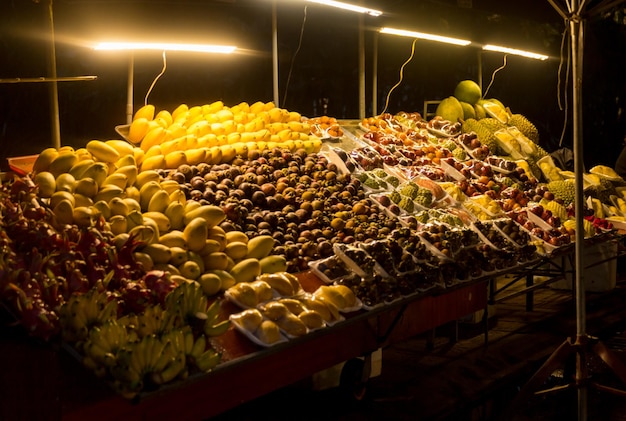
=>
[144,50,167,106]
[380,38,418,116]
[482,54,507,99]
[557,20,571,147]
[282,5,307,108]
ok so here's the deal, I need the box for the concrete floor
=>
[212,274,626,420]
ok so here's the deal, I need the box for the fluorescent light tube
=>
[306,0,382,16]
[379,27,471,46]
[94,42,236,54]
[483,44,548,60]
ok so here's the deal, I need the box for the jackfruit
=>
[546,179,576,206]
[508,114,539,143]
[435,96,464,123]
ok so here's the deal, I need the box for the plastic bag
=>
[550,147,574,171]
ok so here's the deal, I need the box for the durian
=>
[508,114,539,143]
[461,118,501,154]
[547,179,576,206]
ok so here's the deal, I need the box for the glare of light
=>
[483,44,548,60]
[93,42,237,54]
[379,27,471,46]
[306,0,382,16]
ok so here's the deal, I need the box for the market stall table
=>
[1,270,491,421]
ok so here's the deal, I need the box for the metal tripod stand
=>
[503,1,626,419]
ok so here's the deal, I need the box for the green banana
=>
[194,349,221,372]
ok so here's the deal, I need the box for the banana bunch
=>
[164,281,209,326]
[202,298,231,338]
[59,289,118,342]
[182,327,222,372]
[133,304,175,338]
[82,320,131,372]
[127,101,322,171]
[111,329,187,396]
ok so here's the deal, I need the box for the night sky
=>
[0,0,624,170]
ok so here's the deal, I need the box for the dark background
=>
[0,0,625,170]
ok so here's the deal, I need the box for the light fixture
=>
[306,0,382,16]
[379,27,471,46]
[94,42,236,54]
[482,44,548,60]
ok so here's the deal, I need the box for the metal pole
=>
[358,12,365,119]
[569,0,588,418]
[372,31,378,115]
[126,53,134,124]
[46,0,61,149]
[477,51,483,92]
[272,0,280,107]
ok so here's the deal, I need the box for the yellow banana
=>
[204,319,231,337]
[189,334,206,360]
[194,349,221,372]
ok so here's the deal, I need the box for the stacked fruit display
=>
[1,93,625,399]
[126,101,323,171]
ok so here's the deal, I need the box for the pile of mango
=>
[127,101,323,171]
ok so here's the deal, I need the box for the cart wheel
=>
[339,358,368,401]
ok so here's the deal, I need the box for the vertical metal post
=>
[477,50,483,92]
[569,0,587,418]
[46,0,61,149]
[126,52,134,124]
[372,31,378,115]
[358,11,365,119]
[272,0,280,107]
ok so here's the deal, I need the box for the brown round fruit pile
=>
[165,148,404,272]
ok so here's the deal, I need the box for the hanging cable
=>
[144,50,167,106]
[380,38,418,116]
[282,5,307,108]
[557,21,571,147]
[482,54,507,99]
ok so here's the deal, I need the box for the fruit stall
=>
[1,83,625,419]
